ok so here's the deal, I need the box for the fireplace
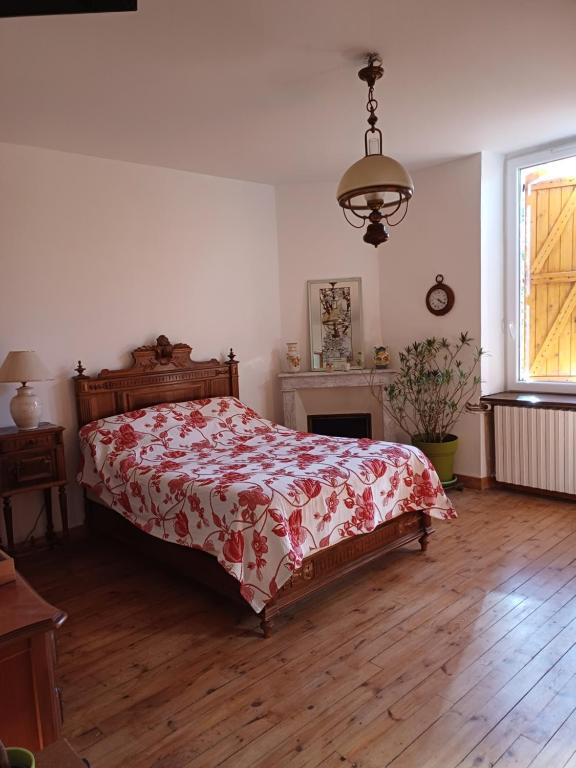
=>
[278,368,400,443]
[308,413,372,439]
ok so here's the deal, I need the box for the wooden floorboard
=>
[18,489,576,768]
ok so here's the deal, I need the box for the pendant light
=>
[337,54,414,247]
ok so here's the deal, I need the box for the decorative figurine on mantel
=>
[373,346,391,368]
[285,342,301,373]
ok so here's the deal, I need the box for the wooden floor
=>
[19,488,576,768]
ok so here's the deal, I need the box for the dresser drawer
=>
[0,433,55,454]
[1,450,57,490]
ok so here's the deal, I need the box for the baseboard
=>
[457,475,576,501]
[457,474,496,491]
[494,481,576,503]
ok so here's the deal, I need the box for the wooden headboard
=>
[73,335,239,427]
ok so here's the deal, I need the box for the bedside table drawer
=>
[0,433,55,454]
[1,450,57,490]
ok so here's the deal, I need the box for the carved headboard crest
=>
[129,334,199,373]
[151,334,174,364]
[83,335,221,377]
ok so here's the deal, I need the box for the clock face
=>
[429,288,448,311]
[426,275,454,315]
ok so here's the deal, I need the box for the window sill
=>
[482,390,576,409]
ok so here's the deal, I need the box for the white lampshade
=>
[337,154,414,211]
[0,351,52,383]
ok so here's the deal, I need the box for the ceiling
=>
[1,0,575,184]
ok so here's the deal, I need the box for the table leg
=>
[3,496,14,554]
[44,487,55,546]
[58,485,69,540]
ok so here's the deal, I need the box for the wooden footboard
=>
[260,509,432,637]
[86,497,432,637]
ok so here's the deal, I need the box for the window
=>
[506,143,576,390]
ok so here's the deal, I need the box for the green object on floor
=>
[440,475,460,489]
[6,749,35,768]
[412,434,459,484]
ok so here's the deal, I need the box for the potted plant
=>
[371,332,484,485]
[0,740,35,768]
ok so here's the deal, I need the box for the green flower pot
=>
[412,434,459,485]
[6,748,35,768]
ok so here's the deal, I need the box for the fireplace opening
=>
[307,413,372,440]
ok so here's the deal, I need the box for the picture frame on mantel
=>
[307,277,363,371]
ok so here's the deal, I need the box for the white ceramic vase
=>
[10,384,42,430]
[286,342,301,373]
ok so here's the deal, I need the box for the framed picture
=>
[307,277,364,370]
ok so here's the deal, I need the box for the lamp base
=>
[10,384,42,430]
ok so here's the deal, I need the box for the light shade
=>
[337,154,414,211]
[0,351,52,383]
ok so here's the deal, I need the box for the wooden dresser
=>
[0,573,66,751]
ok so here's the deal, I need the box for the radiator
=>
[494,405,576,493]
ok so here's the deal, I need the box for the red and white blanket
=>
[78,397,456,612]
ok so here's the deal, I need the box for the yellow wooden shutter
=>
[526,177,576,379]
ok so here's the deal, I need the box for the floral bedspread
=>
[78,397,456,612]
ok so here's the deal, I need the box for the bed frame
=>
[73,335,433,637]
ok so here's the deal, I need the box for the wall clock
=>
[425,274,454,316]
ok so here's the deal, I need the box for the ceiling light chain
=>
[366,86,378,129]
[363,54,381,154]
[366,85,378,124]
[336,52,414,247]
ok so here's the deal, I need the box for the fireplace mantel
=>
[278,368,396,390]
[278,368,400,441]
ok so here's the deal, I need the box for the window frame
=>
[505,139,576,393]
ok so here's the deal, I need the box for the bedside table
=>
[0,423,68,553]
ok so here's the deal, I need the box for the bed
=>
[74,336,456,636]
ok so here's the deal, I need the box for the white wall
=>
[275,182,383,371]
[378,154,483,476]
[480,151,506,476]
[480,152,506,395]
[0,142,281,542]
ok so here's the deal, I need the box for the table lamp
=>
[0,351,52,430]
